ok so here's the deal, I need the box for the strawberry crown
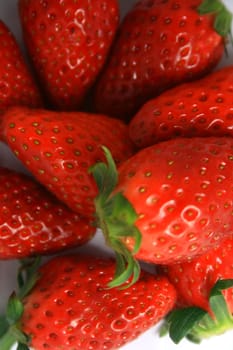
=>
[0,257,41,350]
[90,146,142,289]
[198,0,232,38]
[160,279,233,343]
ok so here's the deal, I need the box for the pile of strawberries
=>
[0,0,233,349]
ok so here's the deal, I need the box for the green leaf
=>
[108,250,141,289]
[0,323,30,350]
[16,343,30,350]
[103,217,141,288]
[214,9,233,37]
[159,321,169,337]
[0,316,9,337]
[167,307,206,344]
[110,192,138,226]
[6,294,24,325]
[90,162,108,194]
[17,271,25,290]
[9,327,29,345]
[208,279,233,328]
[0,330,17,350]
[208,293,231,326]
[89,146,118,202]
[113,253,127,280]
[0,258,40,350]
[92,146,143,289]
[18,256,41,299]
[210,278,233,296]
[198,0,233,37]
[198,0,223,14]
[167,279,233,344]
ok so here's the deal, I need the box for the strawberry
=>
[0,166,95,259]
[0,20,43,114]
[129,65,233,149]
[159,238,233,343]
[18,0,119,110]
[93,0,231,121]
[0,106,135,218]
[90,137,233,286]
[0,254,176,350]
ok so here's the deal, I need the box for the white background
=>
[0,0,233,349]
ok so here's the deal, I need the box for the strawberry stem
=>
[90,146,142,288]
[166,279,233,343]
[198,0,233,38]
[0,332,18,350]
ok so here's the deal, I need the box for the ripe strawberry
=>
[0,254,176,350]
[0,166,95,259]
[129,65,233,149]
[0,20,43,114]
[1,106,135,218]
[160,238,233,343]
[93,0,230,121]
[19,0,119,110]
[91,137,233,285]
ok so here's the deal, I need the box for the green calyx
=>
[0,257,41,350]
[162,279,233,344]
[90,146,142,289]
[198,0,233,38]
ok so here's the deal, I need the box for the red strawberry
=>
[0,166,95,259]
[160,238,233,343]
[129,65,233,149]
[93,0,230,121]
[19,0,119,110]
[0,106,135,218]
[90,137,233,286]
[0,254,176,350]
[0,20,43,114]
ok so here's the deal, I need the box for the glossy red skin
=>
[161,237,233,314]
[94,0,224,121]
[0,167,95,259]
[1,106,135,218]
[130,65,233,149]
[19,0,119,110]
[21,254,176,350]
[114,137,233,265]
[0,20,42,114]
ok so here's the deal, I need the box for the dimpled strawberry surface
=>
[0,1,233,350]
